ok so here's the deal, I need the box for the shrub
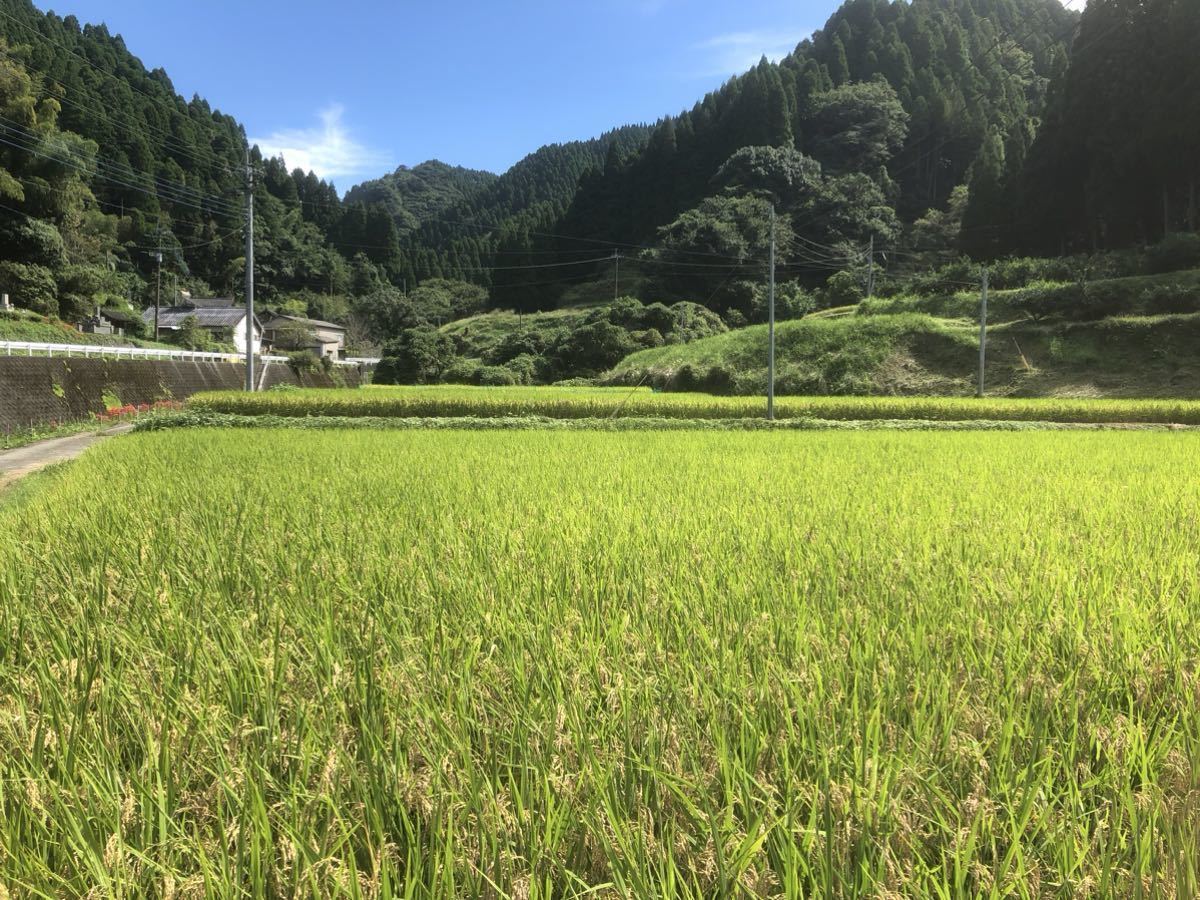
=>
[174,315,216,350]
[820,270,865,308]
[503,353,539,385]
[551,320,639,375]
[723,309,748,329]
[286,350,322,374]
[702,364,735,394]
[0,261,58,316]
[636,328,665,349]
[551,377,597,387]
[476,365,519,386]
[488,328,556,364]
[441,358,483,385]
[376,325,458,384]
[1144,233,1200,275]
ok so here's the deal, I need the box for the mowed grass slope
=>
[189,384,1200,424]
[2,429,1200,895]
[606,308,1200,398]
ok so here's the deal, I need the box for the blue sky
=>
[38,0,830,190]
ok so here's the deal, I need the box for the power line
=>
[0,116,242,216]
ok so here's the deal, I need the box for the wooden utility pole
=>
[977,267,989,398]
[767,204,776,421]
[244,149,255,392]
[866,234,875,298]
[154,228,162,340]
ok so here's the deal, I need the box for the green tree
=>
[375,326,457,384]
[807,81,909,174]
[174,315,215,350]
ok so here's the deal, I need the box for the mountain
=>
[386,0,1079,308]
[373,126,653,285]
[342,161,497,236]
[542,0,1079,265]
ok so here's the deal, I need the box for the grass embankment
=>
[860,268,1200,323]
[607,309,1200,398]
[0,310,176,349]
[142,410,1197,433]
[440,307,592,357]
[191,385,1200,424]
[3,428,1200,894]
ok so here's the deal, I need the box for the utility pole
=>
[612,250,620,301]
[977,267,989,398]
[153,228,162,341]
[244,149,255,392]
[866,235,875,298]
[767,204,776,421]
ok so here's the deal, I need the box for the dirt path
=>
[0,424,134,490]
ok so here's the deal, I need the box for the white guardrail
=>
[0,340,378,366]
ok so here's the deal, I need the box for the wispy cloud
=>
[251,105,388,186]
[694,30,808,77]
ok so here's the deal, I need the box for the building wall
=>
[0,356,361,433]
[232,317,262,354]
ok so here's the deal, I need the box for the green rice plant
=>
[1,429,1200,896]
[190,385,1200,425]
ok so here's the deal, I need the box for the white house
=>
[261,313,346,359]
[143,302,263,354]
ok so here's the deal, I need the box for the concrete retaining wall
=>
[0,356,361,432]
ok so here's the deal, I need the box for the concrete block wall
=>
[0,356,361,433]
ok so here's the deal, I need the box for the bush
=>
[441,358,483,385]
[1144,233,1200,275]
[174,315,216,351]
[551,320,639,375]
[286,350,322,374]
[820,270,865,308]
[671,302,727,343]
[503,353,539,385]
[702,364,736,394]
[0,261,58,316]
[636,328,665,349]
[750,281,816,321]
[375,325,458,384]
[639,303,678,334]
[476,365,519,386]
[723,309,748,329]
[487,328,556,364]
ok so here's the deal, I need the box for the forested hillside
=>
[394,126,653,286]
[490,0,1079,310]
[343,161,496,237]
[1014,0,1200,255]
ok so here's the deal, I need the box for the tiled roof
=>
[263,313,346,332]
[144,306,252,328]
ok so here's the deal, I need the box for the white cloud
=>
[695,30,808,77]
[251,105,388,185]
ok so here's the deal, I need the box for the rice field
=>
[3,428,1200,897]
[190,385,1200,424]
